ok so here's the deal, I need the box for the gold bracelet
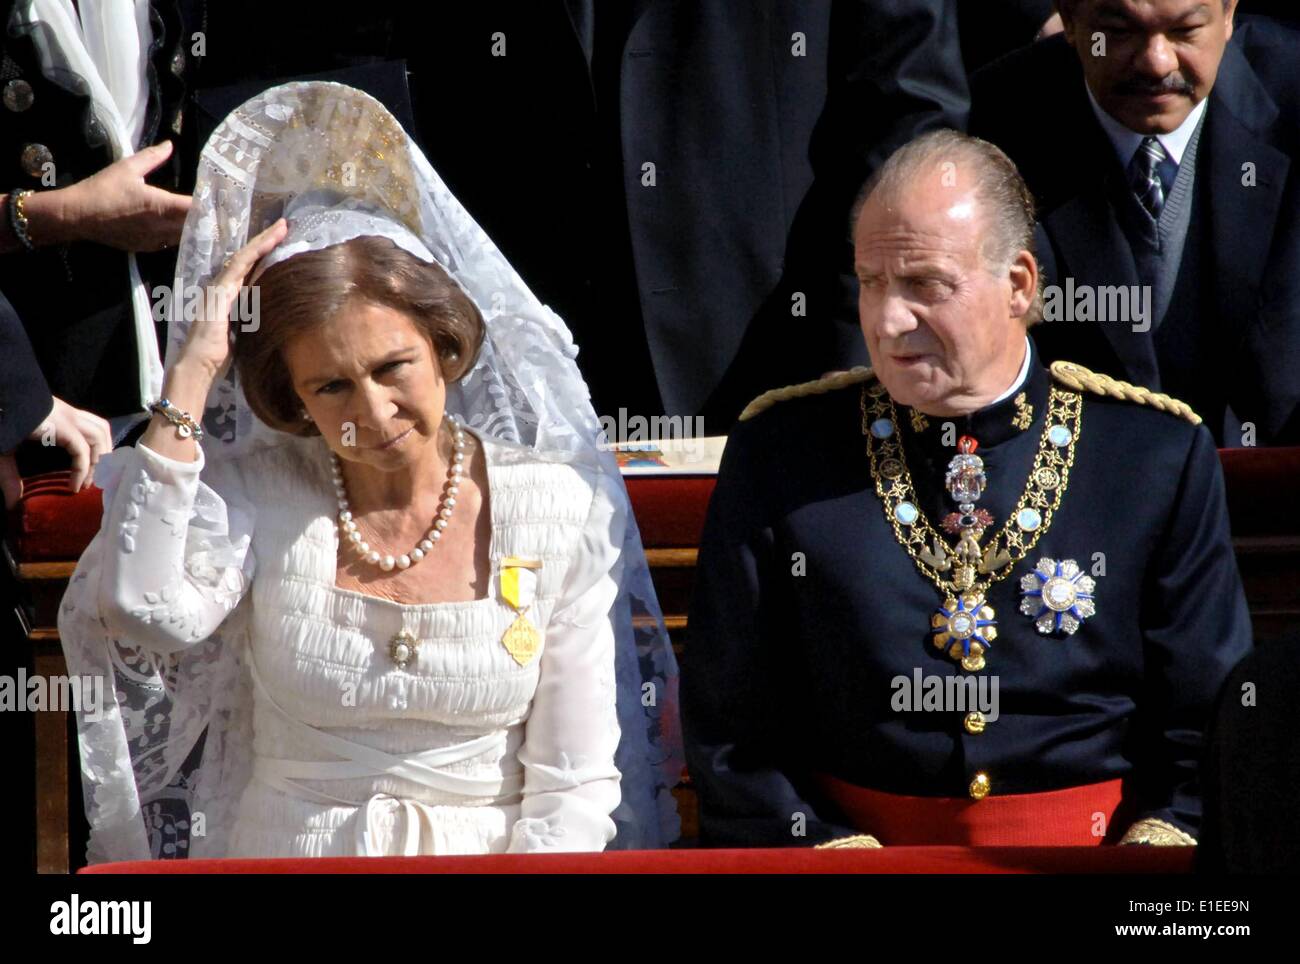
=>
[7,188,35,251]
[148,398,204,440]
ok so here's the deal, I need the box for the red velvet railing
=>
[77,846,1196,875]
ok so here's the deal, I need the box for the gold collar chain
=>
[859,381,1083,670]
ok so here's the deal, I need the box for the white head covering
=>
[58,81,682,861]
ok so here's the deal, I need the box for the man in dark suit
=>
[970,2,1300,445]
[582,1,969,429]
[0,0,203,432]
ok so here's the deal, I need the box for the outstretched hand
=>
[0,397,113,508]
[58,141,192,252]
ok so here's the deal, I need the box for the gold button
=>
[21,142,52,178]
[968,772,991,800]
[963,711,986,735]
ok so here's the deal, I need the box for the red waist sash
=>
[815,773,1128,846]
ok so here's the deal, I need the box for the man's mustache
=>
[1117,74,1195,97]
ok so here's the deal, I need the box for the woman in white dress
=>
[58,82,680,862]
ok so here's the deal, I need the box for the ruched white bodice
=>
[96,429,626,857]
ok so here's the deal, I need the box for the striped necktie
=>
[1129,136,1169,221]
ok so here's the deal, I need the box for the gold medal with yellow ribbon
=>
[499,557,542,666]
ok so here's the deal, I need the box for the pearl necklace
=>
[331,419,466,572]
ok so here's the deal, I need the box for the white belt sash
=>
[248,655,523,856]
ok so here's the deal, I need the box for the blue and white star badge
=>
[1019,558,1096,635]
[931,592,997,672]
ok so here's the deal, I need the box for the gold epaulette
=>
[738,366,876,422]
[1049,360,1202,426]
[1119,818,1198,846]
[814,834,883,849]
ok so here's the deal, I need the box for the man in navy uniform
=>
[682,130,1252,848]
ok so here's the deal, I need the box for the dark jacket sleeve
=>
[957,0,1057,76]
[826,0,970,175]
[1198,634,1300,873]
[706,0,969,428]
[0,289,53,453]
[682,416,859,846]
[1233,208,1300,445]
[1133,424,1254,838]
[797,0,971,336]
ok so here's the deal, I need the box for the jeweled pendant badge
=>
[932,592,998,671]
[940,436,994,594]
[1020,557,1096,634]
[389,628,419,669]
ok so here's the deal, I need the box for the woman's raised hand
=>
[176,218,289,383]
[144,219,288,461]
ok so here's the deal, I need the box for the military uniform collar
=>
[900,336,1049,452]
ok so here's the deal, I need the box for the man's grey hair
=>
[850,129,1045,327]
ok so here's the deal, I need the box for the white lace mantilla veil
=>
[57,81,683,862]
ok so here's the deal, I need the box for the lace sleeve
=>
[507,469,626,853]
[97,441,257,654]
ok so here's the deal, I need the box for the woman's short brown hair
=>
[234,235,484,436]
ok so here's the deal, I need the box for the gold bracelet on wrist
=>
[148,398,204,440]
[7,188,35,251]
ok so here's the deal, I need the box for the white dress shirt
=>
[1085,83,1208,177]
[989,335,1033,405]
